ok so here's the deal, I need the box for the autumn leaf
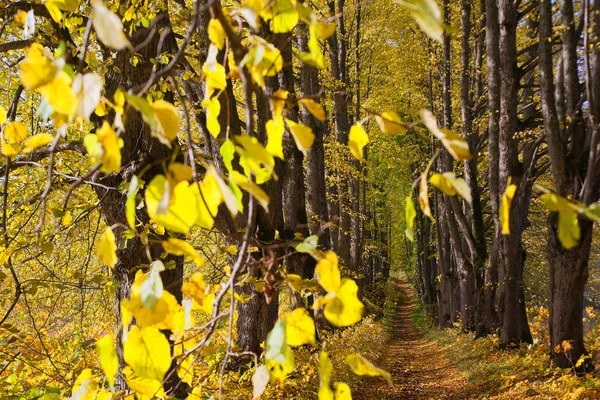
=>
[345,353,392,383]
[349,123,369,161]
[24,133,54,153]
[322,278,364,327]
[123,326,171,382]
[300,98,326,121]
[208,18,226,50]
[376,111,406,135]
[97,226,117,267]
[405,196,417,242]
[420,110,472,161]
[92,1,131,50]
[284,308,315,346]
[315,251,341,293]
[151,100,180,145]
[162,238,204,266]
[286,119,315,154]
[501,183,517,235]
[20,43,57,90]
[96,335,118,387]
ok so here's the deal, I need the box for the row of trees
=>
[411,0,600,371]
[0,0,418,397]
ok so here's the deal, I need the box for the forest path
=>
[354,277,475,399]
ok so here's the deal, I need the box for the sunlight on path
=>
[354,278,474,399]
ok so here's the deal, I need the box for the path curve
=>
[354,277,474,399]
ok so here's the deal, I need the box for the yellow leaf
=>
[334,383,352,400]
[230,171,271,211]
[349,123,369,161]
[208,166,238,217]
[318,352,334,400]
[397,0,444,43]
[272,0,299,33]
[420,110,472,161]
[208,18,226,50]
[151,100,180,145]
[405,196,417,242]
[96,335,118,387]
[162,238,204,266]
[315,251,341,293]
[270,89,288,118]
[266,117,285,159]
[203,44,227,95]
[539,192,584,214]
[95,100,108,116]
[20,43,57,90]
[501,183,517,235]
[323,278,364,327]
[182,273,214,313]
[97,226,117,267]
[71,369,98,400]
[15,10,28,25]
[192,168,224,228]
[284,308,315,347]
[558,211,580,249]
[344,353,392,383]
[39,71,78,117]
[376,111,406,135]
[92,1,131,50]
[145,175,198,234]
[4,122,28,143]
[0,106,6,125]
[429,172,472,203]
[85,121,123,173]
[299,98,326,121]
[122,270,180,328]
[243,37,283,86]
[47,0,78,12]
[23,133,53,153]
[123,326,171,382]
[202,96,221,138]
[123,366,165,399]
[235,135,275,176]
[286,119,315,154]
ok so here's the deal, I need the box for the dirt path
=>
[354,277,474,399]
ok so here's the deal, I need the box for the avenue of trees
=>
[411,0,600,373]
[2,0,600,398]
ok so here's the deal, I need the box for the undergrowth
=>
[412,298,600,399]
[194,280,397,399]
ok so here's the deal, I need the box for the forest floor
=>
[354,277,476,399]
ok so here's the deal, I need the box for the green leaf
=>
[126,176,139,230]
[295,235,319,253]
